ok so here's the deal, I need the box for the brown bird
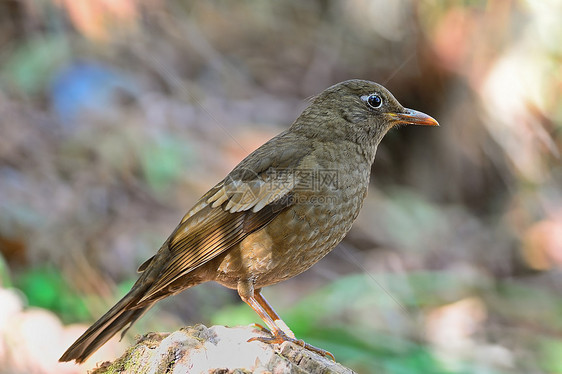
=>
[60,79,438,363]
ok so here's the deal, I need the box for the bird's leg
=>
[238,287,335,361]
[254,289,296,339]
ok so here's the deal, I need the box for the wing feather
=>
[137,132,311,304]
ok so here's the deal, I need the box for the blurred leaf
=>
[0,253,11,287]
[15,265,89,323]
[141,135,193,194]
[211,302,256,327]
[117,278,136,296]
[488,280,562,330]
[539,338,562,372]
[303,327,443,373]
[1,36,70,96]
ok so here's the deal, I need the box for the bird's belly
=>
[212,184,366,289]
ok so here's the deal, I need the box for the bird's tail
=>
[59,284,152,363]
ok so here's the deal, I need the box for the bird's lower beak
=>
[387,109,439,127]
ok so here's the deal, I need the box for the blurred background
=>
[0,0,561,373]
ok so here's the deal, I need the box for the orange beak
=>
[388,109,439,127]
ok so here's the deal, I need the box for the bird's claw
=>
[250,323,270,333]
[248,331,335,361]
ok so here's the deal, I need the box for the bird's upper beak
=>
[387,109,439,127]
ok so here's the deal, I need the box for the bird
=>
[59,79,438,363]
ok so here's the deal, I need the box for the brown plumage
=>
[60,79,438,363]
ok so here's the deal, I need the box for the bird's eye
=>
[361,93,383,109]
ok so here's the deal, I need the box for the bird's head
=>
[293,79,438,149]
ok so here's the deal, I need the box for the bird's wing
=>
[137,133,310,304]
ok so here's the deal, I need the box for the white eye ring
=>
[361,93,383,109]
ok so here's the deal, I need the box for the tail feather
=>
[59,290,152,363]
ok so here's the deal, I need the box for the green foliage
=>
[0,254,11,287]
[539,338,562,373]
[211,302,256,328]
[1,36,70,96]
[491,281,562,329]
[14,265,89,323]
[141,135,193,194]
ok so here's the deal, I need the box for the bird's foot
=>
[248,330,335,361]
